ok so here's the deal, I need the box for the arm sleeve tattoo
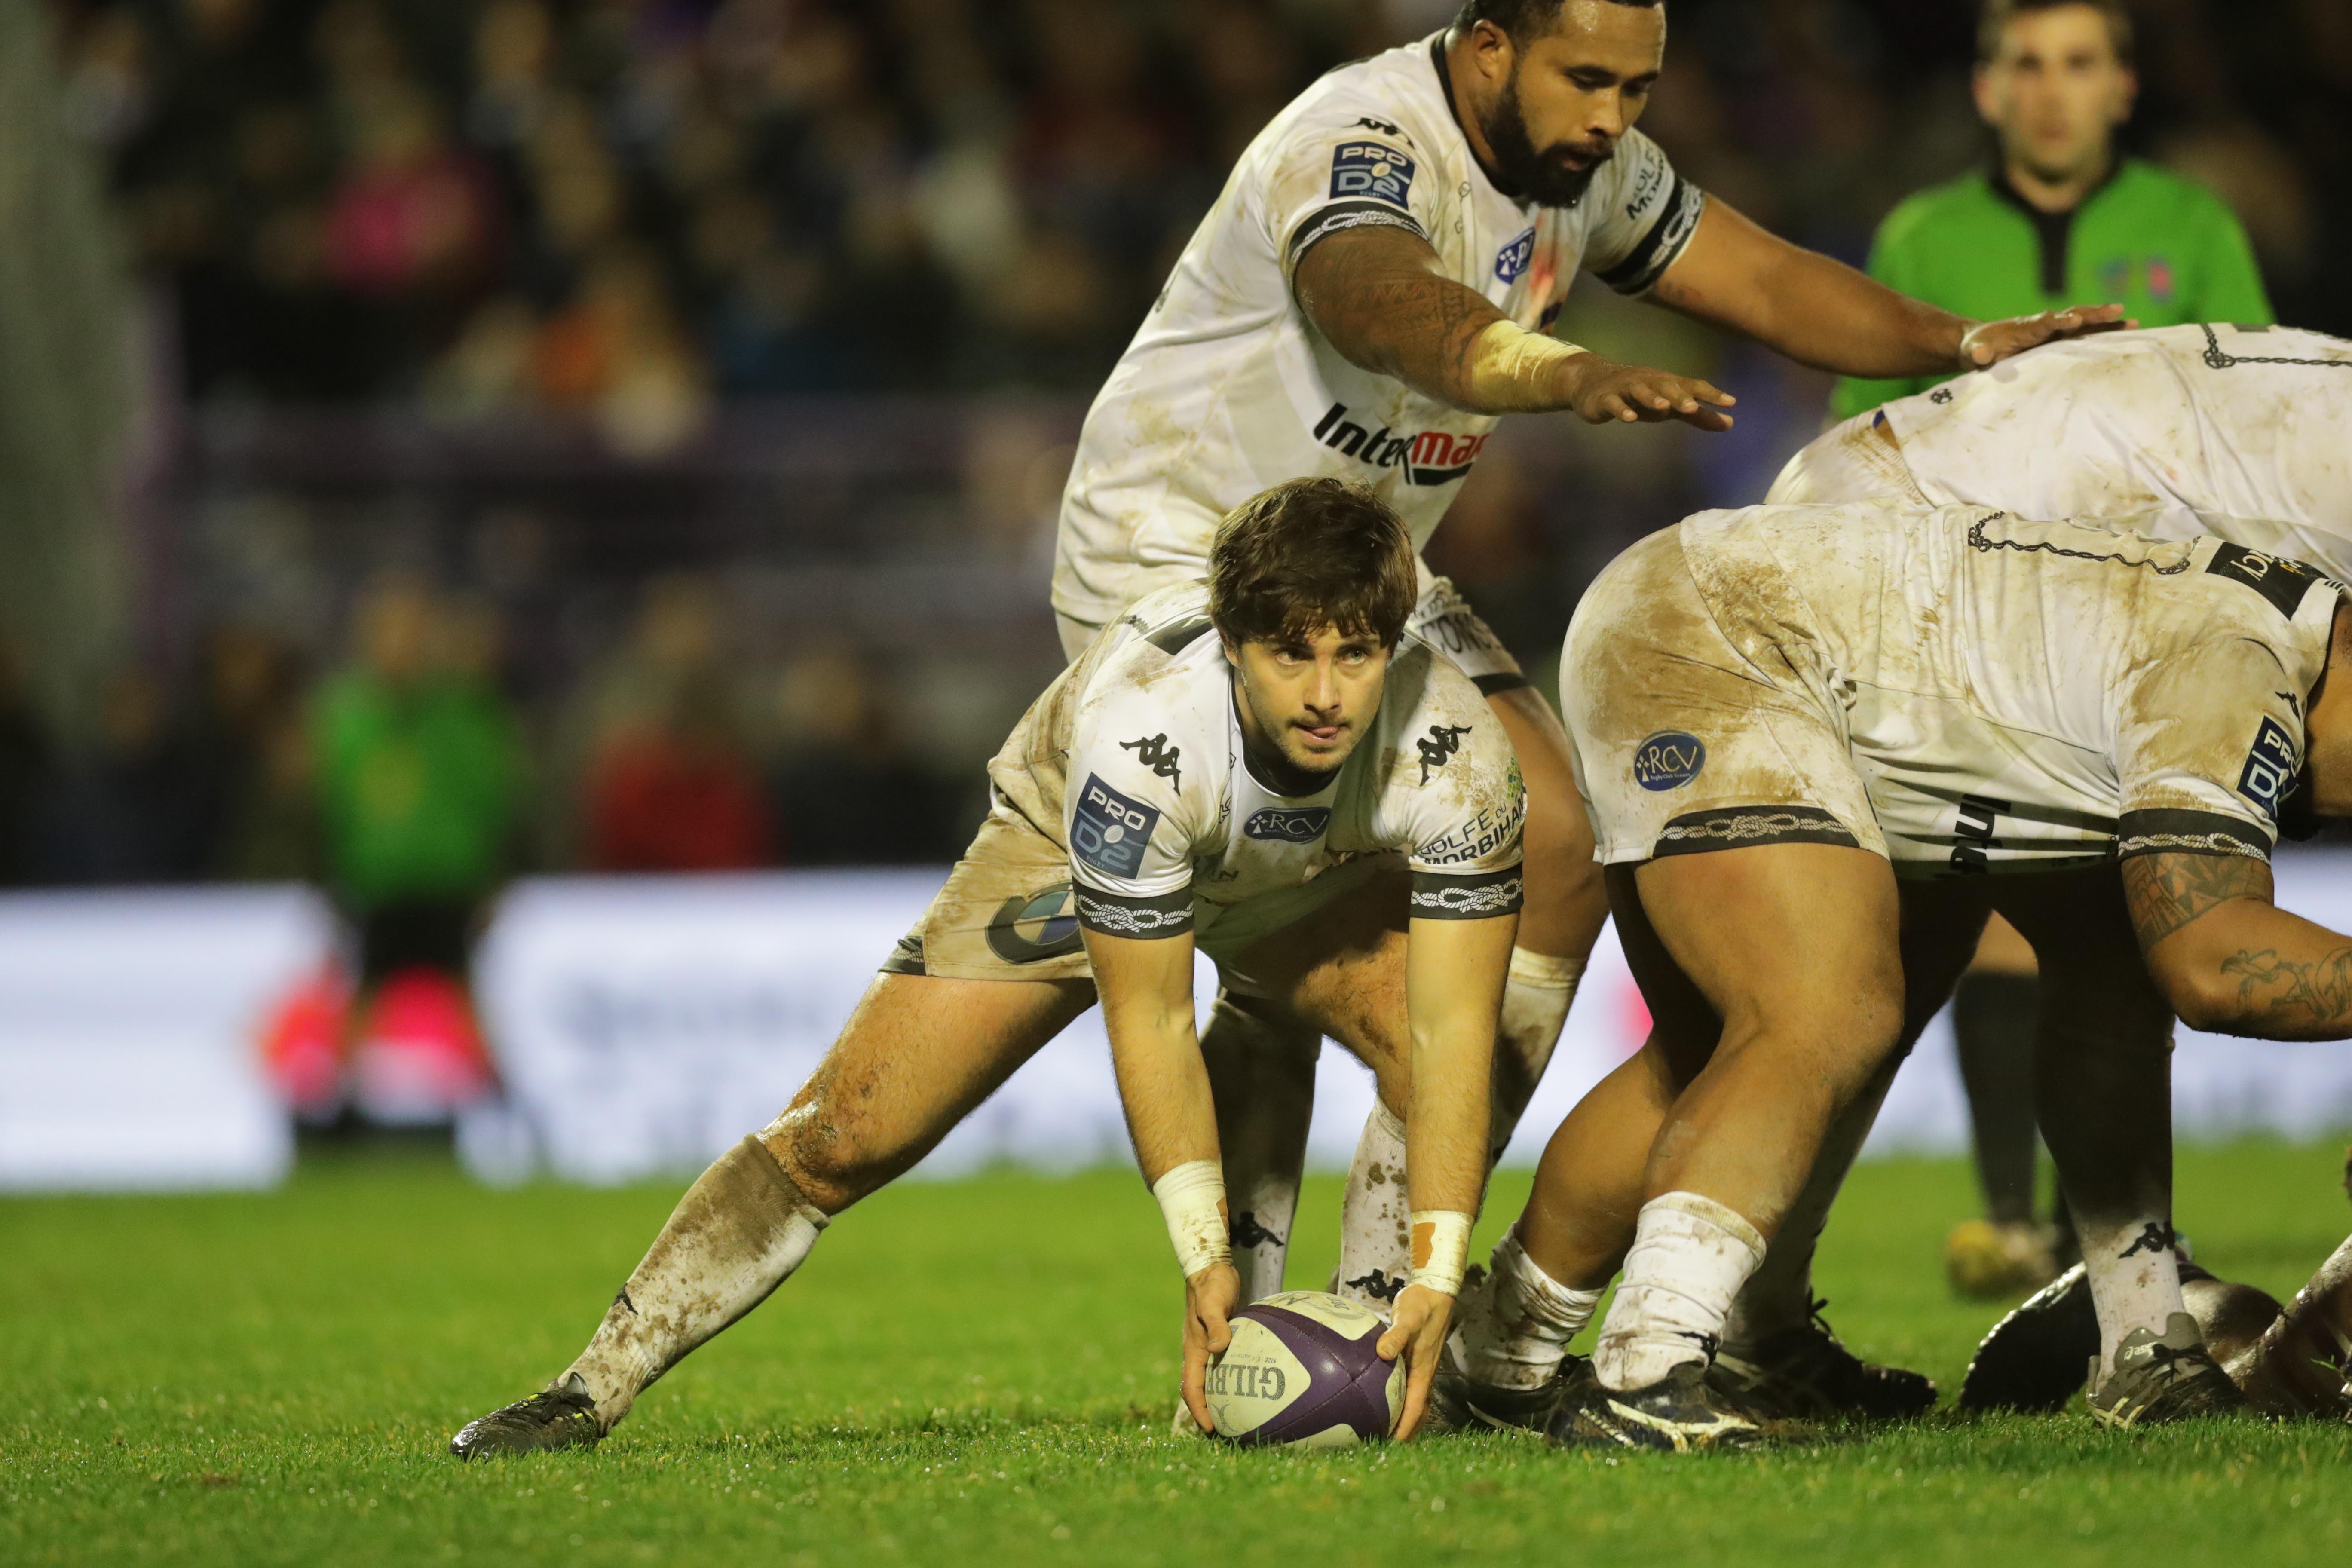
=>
[2120,851,2275,954]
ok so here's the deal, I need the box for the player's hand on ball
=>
[1179,1261,1242,1435]
[1375,1283,1455,1440]
[1959,304,2132,370]
[1558,352,1736,431]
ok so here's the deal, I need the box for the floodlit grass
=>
[9,1140,2352,1566]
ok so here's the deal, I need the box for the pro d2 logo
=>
[1329,141,1417,210]
[1632,731,1705,792]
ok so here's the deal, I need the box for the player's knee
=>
[760,1099,891,1214]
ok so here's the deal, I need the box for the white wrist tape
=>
[1408,1210,1475,1298]
[1152,1160,1231,1280]
[1467,320,1588,407]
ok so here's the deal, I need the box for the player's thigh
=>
[763,972,1094,1210]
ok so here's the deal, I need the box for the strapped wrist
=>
[1409,1210,1474,1298]
[1152,1160,1231,1280]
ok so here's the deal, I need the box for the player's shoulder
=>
[1260,35,1456,156]
[1075,584,1229,757]
[1372,637,1513,773]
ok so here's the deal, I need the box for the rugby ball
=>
[1204,1290,1404,1448]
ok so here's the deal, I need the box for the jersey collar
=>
[1429,33,1528,208]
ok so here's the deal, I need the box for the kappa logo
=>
[1230,1211,1287,1250]
[1071,773,1159,880]
[1353,116,1404,138]
[2238,715,2300,819]
[1345,1270,1406,1303]
[1243,806,1331,843]
[1494,226,1535,283]
[2118,1221,2177,1259]
[1631,731,1705,791]
[1329,141,1417,210]
[1120,732,1182,792]
[1311,402,1490,487]
[1417,723,1472,784]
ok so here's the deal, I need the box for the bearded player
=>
[449,479,1522,1455]
[1445,502,2352,1446]
[1708,320,2352,1396]
[1050,0,2123,1394]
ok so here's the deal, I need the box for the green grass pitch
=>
[10,1141,2352,1567]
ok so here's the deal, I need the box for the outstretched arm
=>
[2124,853,2352,1038]
[1649,197,2128,379]
[1293,224,1734,428]
[1378,908,1515,1438]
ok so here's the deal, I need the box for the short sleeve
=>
[1064,709,1201,940]
[1581,129,1706,297]
[1269,111,1452,285]
[1386,691,1527,920]
[2113,636,2299,863]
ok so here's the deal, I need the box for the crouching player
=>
[1449,500,2352,1448]
[449,479,1523,1456]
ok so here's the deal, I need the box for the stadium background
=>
[5,0,2352,1191]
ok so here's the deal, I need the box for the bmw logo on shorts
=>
[1632,731,1706,791]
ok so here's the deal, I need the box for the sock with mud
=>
[2077,1211,2188,1375]
[1333,1102,1411,1316]
[1592,1192,1767,1392]
[1454,1223,1606,1391]
[562,1136,829,1430]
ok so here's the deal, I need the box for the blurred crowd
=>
[19,0,2352,898]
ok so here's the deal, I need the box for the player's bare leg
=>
[1522,843,1905,1451]
[2002,870,2245,1426]
[450,973,1093,1457]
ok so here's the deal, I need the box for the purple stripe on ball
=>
[1227,1302,1396,1446]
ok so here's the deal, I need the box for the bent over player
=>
[1449,502,2352,1447]
[450,479,1523,1455]
[1728,319,2352,1368]
[1053,0,2122,1339]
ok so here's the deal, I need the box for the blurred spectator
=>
[311,574,522,977]
[183,622,318,880]
[578,575,773,871]
[771,648,952,866]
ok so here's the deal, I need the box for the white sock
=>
[1334,1101,1410,1317]
[1227,1164,1303,1305]
[1453,1223,1605,1390]
[564,1136,828,1430]
[2078,1212,2188,1376]
[1492,949,1581,1159]
[1591,1192,1767,1392]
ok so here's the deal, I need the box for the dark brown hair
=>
[1208,478,1417,650]
[1978,0,2135,67]
[1454,0,1661,47]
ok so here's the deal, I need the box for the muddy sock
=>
[1954,973,2040,1226]
[2077,1211,2187,1378]
[1454,1223,1605,1390]
[1333,1102,1411,1318]
[1592,1192,1766,1392]
[563,1136,828,1430]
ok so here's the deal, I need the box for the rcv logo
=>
[1243,807,1331,843]
[1632,731,1706,791]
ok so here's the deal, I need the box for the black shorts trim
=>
[1470,671,1534,696]
[2114,808,2273,862]
[1651,805,1862,858]
[1408,867,1525,919]
[1073,885,1195,940]
[1286,201,1428,266]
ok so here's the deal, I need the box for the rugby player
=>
[448,479,1523,1456]
[1724,319,2352,1369]
[1446,501,2352,1447]
[1052,0,2124,1352]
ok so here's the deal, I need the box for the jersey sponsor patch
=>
[2206,542,2334,619]
[1494,227,1535,283]
[1329,141,1416,210]
[1632,731,1706,791]
[2238,715,2300,818]
[1072,773,1160,880]
[1243,806,1331,843]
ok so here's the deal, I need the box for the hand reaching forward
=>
[1958,303,2132,371]
[1178,1261,1242,1436]
[1556,352,1737,430]
[1376,1282,1457,1440]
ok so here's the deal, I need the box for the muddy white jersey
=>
[987,583,1524,947]
[1049,32,1705,628]
[1839,323,2352,576]
[1676,503,2343,873]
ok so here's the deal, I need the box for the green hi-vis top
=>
[1831,157,2273,420]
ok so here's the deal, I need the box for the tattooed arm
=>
[2124,851,2352,1039]
[1291,225,1733,427]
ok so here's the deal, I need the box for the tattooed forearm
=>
[2220,944,2352,1036]
[1295,226,1515,410]
[2121,851,2274,954]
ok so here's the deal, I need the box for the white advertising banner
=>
[6,851,2352,1191]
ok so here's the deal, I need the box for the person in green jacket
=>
[1828,0,2273,1304]
[1832,0,2272,422]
